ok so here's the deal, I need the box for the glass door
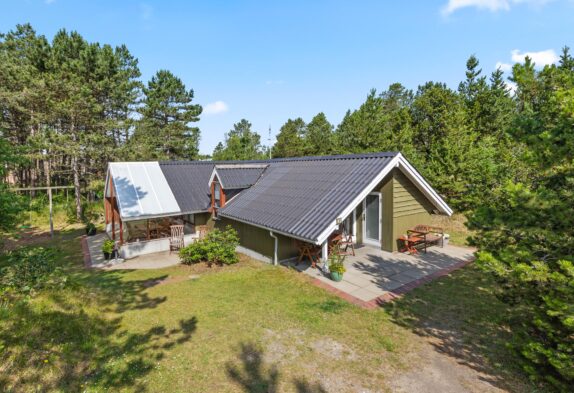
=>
[363,193,381,246]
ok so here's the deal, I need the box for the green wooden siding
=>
[390,169,432,251]
[363,169,433,251]
[215,217,298,261]
[381,176,394,251]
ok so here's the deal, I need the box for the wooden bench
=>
[402,224,445,253]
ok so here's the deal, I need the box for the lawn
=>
[0,227,541,392]
[431,212,472,246]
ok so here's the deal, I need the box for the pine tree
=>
[305,112,333,156]
[212,119,265,161]
[272,118,306,158]
[334,89,384,153]
[469,60,574,389]
[135,70,202,160]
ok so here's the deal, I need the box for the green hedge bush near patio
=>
[179,226,239,265]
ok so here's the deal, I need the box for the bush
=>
[0,247,67,299]
[85,222,97,236]
[179,241,208,264]
[102,240,115,254]
[179,226,239,265]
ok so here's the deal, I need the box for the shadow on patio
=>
[288,244,475,304]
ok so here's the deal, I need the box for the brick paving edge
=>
[311,256,476,310]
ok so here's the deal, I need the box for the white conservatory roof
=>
[106,162,181,221]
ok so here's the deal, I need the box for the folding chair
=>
[169,224,185,253]
[338,226,355,256]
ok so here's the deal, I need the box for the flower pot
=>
[103,252,111,260]
[330,271,343,282]
[86,228,96,236]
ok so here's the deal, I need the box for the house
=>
[103,152,452,262]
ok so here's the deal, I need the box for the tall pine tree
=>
[212,119,265,161]
[305,112,333,156]
[272,118,306,158]
[135,70,202,160]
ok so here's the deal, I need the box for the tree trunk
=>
[72,155,82,221]
[44,159,54,237]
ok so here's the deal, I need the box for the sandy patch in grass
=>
[388,344,508,393]
[258,328,383,392]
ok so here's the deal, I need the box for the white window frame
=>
[362,192,382,247]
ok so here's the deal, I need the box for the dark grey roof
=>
[216,166,267,189]
[159,161,216,212]
[219,152,398,242]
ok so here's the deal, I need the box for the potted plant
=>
[85,222,97,236]
[328,253,346,282]
[102,239,115,260]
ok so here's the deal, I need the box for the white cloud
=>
[495,48,558,77]
[442,0,552,15]
[140,3,153,21]
[495,61,513,72]
[510,49,559,66]
[203,101,229,115]
[506,81,518,95]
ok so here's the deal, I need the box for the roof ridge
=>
[158,152,399,166]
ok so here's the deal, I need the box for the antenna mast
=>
[268,125,272,159]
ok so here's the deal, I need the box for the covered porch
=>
[103,161,208,259]
[288,244,475,306]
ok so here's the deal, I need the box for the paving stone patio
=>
[84,233,180,269]
[286,244,475,306]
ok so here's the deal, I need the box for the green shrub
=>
[0,247,67,298]
[179,226,239,265]
[102,240,115,254]
[85,222,96,235]
[179,241,208,264]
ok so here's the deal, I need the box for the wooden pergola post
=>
[119,216,123,245]
[109,176,116,241]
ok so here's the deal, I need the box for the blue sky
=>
[1,0,572,154]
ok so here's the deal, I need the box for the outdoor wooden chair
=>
[338,227,355,256]
[295,240,321,268]
[169,224,185,253]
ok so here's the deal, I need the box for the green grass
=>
[385,265,538,391]
[0,228,540,392]
[431,213,473,246]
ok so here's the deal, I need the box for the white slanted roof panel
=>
[110,162,181,220]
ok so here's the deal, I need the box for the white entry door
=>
[363,192,381,246]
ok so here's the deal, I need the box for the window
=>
[214,183,221,208]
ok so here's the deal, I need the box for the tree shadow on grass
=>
[226,342,327,393]
[383,264,532,392]
[0,248,197,392]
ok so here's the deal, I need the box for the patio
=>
[84,232,180,269]
[287,244,475,307]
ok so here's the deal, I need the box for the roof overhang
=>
[314,153,452,245]
[208,167,224,188]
